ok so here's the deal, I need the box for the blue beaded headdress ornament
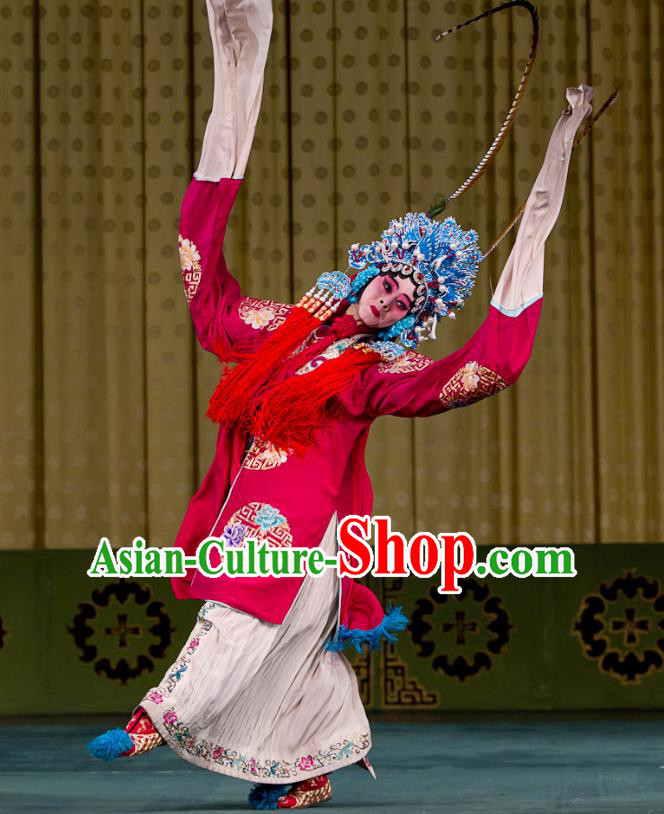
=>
[345,213,483,350]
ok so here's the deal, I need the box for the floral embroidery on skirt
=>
[139,513,372,783]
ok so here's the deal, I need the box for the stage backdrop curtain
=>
[0,0,661,551]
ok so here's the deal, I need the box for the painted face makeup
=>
[354,272,417,331]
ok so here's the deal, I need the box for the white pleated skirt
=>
[139,512,373,784]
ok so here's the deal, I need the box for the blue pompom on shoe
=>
[87,728,133,761]
[248,782,293,810]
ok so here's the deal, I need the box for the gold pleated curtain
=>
[0,0,661,552]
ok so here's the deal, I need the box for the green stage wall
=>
[1,545,663,715]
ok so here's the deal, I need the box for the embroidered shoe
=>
[87,706,165,761]
[276,774,332,809]
[123,706,165,757]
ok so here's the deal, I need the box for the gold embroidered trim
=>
[439,361,509,408]
[238,297,292,331]
[178,234,202,304]
[280,776,333,808]
[377,352,434,374]
[243,438,291,471]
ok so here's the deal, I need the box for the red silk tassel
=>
[250,345,382,456]
[206,307,322,431]
[206,274,382,455]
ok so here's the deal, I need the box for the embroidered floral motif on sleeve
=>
[238,297,293,331]
[439,361,509,408]
[377,352,434,374]
[178,234,202,303]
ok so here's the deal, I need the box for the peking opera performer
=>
[88,0,594,809]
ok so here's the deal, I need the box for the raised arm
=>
[346,84,593,419]
[178,0,292,355]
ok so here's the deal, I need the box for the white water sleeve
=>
[194,0,273,182]
[490,84,593,317]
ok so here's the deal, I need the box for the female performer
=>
[88,0,593,809]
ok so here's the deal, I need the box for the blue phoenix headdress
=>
[346,212,483,350]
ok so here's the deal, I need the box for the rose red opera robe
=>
[169,82,592,641]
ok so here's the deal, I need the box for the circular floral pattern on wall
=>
[68,581,175,685]
[410,578,513,682]
[572,571,664,685]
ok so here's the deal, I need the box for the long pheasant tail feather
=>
[433,0,537,41]
[87,728,133,761]
[427,0,539,219]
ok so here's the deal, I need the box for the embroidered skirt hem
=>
[138,512,373,784]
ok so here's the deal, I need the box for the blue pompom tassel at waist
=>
[324,604,408,654]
